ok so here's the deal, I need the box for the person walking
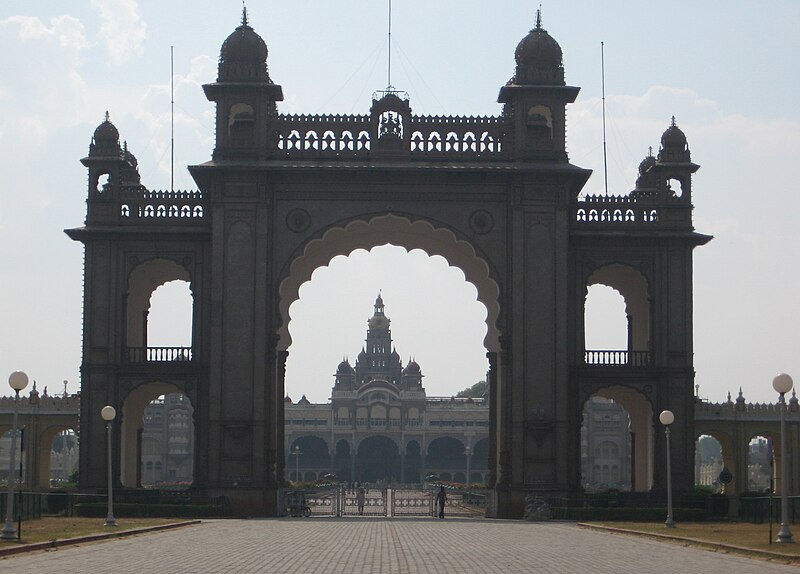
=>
[436,486,447,519]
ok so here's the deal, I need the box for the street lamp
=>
[773,373,794,544]
[1,371,28,540]
[293,445,302,483]
[101,405,117,527]
[659,409,676,528]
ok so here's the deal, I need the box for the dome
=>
[284,395,293,404]
[513,11,564,85]
[368,315,390,329]
[337,359,355,374]
[89,112,122,157]
[93,113,119,143]
[218,8,269,82]
[638,153,656,175]
[658,117,691,162]
[660,117,687,151]
[403,360,421,375]
[298,394,311,405]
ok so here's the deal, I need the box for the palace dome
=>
[337,359,355,374]
[660,118,687,151]
[403,360,421,375]
[513,11,564,85]
[218,8,269,82]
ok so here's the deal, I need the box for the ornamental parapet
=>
[573,192,692,230]
[273,113,507,161]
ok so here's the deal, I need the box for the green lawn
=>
[584,522,800,560]
[0,517,188,546]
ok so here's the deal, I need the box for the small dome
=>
[358,347,367,361]
[284,395,293,404]
[89,112,122,157]
[403,360,421,375]
[638,153,656,175]
[337,359,355,374]
[218,8,269,82]
[660,117,687,151]
[391,348,400,360]
[298,394,311,405]
[93,113,119,143]
[513,11,564,85]
[658,117,691,162]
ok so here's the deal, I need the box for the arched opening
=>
[119,383,194,488]
[425,437,466,480]
[695,434,723,491]
[588,387,653,492]
[584,285,628,351]
[126,259,193,356]
[287,436,330,483]
[334,439,352,483]
[404,440,421,484]
[747,435,772,493]
[42,428,79,488]
[0,427,24,484]
[278,214,499,489]
[581,396,632,492]
[586,264,650,362]
[357,436,399,483]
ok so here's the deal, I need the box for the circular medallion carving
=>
[286,208,311,233]
[469,210,494,235]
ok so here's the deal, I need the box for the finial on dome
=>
[648,146,653,157]
[671,115,677,128]
[535,5,543,29]
[123,140,128,153]
[104,110,110,122]
[241,2,248,26]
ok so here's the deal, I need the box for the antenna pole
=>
[171,45,175,193]
[388,0,392,88]
[601,41,608,196]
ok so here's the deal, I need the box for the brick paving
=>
[1,518,797,573]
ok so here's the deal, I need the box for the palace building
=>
[284,295,490,485]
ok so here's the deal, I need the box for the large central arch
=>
[277,213,500,353]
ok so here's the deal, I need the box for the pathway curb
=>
[577,522,800,564]
[0,520,201,557]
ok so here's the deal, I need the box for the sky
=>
[0,1,798,405]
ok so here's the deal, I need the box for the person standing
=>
[436,486,447,519]
[357,485,366,515]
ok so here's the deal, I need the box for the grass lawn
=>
[0,517,188,546]
[584,521,800,559]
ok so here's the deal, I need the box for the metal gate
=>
[283,487,486,518]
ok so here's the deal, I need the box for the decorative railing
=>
[118,188,205,223]
[584,350,651,367]
[126,346,194,363]
[273,113,507,161]
[575,194,659,226]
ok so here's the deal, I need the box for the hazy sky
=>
[0,1,798,405]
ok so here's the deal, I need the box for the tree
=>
[456,380,487,398]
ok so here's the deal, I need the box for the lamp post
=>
[1,371,28,540]
[101,405,117,527]
[659,409,675,528]
[773,373,794,544]
[293,445,302,483]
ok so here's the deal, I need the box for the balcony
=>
[126,347,194,363]
[584,350,651,367]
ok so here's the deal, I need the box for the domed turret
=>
[337,359,355,375]
[633,148,658,194]
[368,292,390,330]
[658,116,691,163]
[284,395,293,404]
[218,7,270,82]
[512,10,564,86]
[89,112,122,157]
[403,360,421,375]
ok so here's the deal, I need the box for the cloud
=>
[91,0,147,65]
[0,14,89,51]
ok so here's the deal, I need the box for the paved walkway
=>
[1,518,796,573]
